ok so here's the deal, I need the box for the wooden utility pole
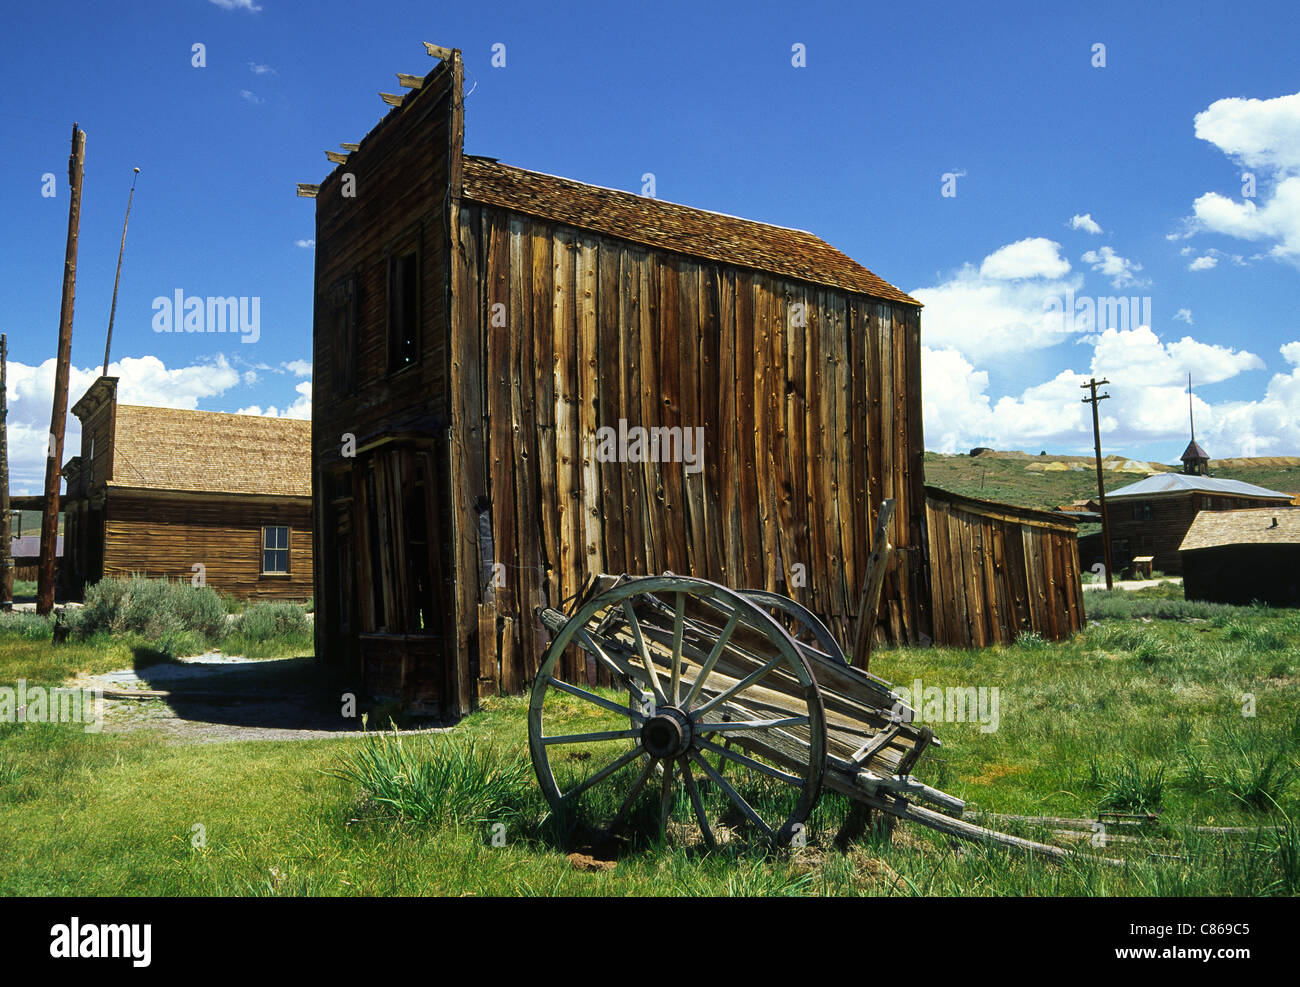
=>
[102,167,140,376]
[1,333,12,610]
[1081,377,1115,590]
[37,123,85,615]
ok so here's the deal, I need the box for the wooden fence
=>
[924,486,1085,646]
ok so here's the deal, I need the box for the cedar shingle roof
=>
[461,157,920,306]
[1180,508,1300,552]
[107,406,310,498]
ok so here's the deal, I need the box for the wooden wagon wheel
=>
[529,576,827,851]
[738,589,849,666]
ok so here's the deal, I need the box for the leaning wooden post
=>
[851,499,896,671]
[0,333,12,610]
[37,123,85,615]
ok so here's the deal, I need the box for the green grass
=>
[1,595,1297,895]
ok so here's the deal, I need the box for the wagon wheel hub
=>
[640,706,693,760]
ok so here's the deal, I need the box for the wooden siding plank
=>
[597,241,626,582]
[576,238,604,591]
[734,271,762,589]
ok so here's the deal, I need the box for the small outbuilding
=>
[1179,508,1300,607]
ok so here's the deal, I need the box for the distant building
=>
[1097,473,1293,576]
[59,377,313,600]
[1180,508,1300,606]
[8,534,62,582]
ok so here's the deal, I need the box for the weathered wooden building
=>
[60,376,313,600]
[925,487,1085,646]
[308,45,1092,717]
[308,48,933,717]
[1101,473,1292,575]
[1180,508,1300,606]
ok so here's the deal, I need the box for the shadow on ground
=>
[124,653,362,735]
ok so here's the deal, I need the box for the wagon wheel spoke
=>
[689,751,775,841]
[679,757,716,849]
[542,728,644,746]
[560,745,647,804]
[692,654,786,716]
[658,758,678,840]
[608,757,657,832]
[622,600,668,707]
[669,592,686,706]
[576,628,642,692]
[696,737,805,787]
[682,609,741,708]
[545,676,645,722]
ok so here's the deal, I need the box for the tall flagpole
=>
[102,167,140,376]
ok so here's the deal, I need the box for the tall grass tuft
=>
[1182,717,1299,812]
[331,727,532,827]
[1087,756,1164,813]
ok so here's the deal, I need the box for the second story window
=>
[329,276,358,395]
[387,246,419,373]
[1132,503,1152,521]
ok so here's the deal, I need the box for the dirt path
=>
[1082,577,1183,592]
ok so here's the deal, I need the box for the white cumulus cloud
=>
[238,380,311,420]
[912,239,1080,362]
[1081,246,1146,288]
[1069,213,1103,234]
[1189,91,1300,266]
[979,237,1072,280]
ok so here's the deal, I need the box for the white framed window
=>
[262,525,290,574]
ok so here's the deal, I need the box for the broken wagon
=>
[530,569,1113,862]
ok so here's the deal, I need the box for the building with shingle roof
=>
[1180,507,1300,606]
[58,376,312,600]
[1090,472,1293,577]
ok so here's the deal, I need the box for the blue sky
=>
[4,0,1300,492]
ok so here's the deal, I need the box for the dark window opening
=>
[387,249,419,373]
[404,464,436,632]
[330,277,358,395]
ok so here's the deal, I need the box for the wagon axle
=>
[640,707,693,760]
